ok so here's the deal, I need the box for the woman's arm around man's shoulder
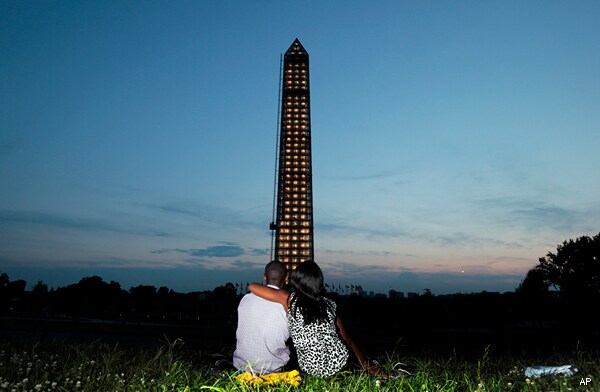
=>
[248,283,290,311]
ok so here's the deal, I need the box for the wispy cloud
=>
[178,257,210,267]
[231,260,263,269]
[152,243,245,258]
[317,221,408,239]
[323,261,407,276]
[0,255,179,270]
[248,247,270,256]
[0,209,171,238]
[511,206,580,231]
[136,201,268,229]
[189,245,244,258]
[475,197,583,232]
[139,202,213,219]
[431,232,524,248]
[326,170,404,182]
[0,210,124,233]
[320,247,396,257]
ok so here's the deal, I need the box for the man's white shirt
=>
[233,285,290,372]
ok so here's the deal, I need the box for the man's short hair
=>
[264,261,287,283]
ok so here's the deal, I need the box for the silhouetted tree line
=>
[0,274,238,325]
[1,232,598,334]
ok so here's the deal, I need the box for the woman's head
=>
[289,261,325,300]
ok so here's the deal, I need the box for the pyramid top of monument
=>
[285,38,308,57]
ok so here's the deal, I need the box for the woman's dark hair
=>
[289,261,330,324]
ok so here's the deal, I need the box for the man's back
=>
[233,287,290,372]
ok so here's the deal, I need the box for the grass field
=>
[1,336,597,392]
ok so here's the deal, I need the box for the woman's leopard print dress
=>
[287,293,349,377]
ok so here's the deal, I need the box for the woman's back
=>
[288,292,349,377]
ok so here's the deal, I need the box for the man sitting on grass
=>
[233,261,293,373]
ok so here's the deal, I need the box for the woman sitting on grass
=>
[248,261,373,377]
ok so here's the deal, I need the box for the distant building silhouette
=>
[389,289,405,299]
[270,39,314,269]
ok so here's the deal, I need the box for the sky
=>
[1,1,599,296]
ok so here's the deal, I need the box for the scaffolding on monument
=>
[270,53,283,262]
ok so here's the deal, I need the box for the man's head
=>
[264,261,287,288]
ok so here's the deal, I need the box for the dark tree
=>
[32,280,48,295]
[7,279,27,297]
[0,272,9,288]
[515,266,550,299]
[521,232,600,302]
[129,285,157,318]
[0,272,11,310]
[30,280,49,313]
[50,275,128,319]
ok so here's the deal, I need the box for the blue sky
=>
[1,1,599,295]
